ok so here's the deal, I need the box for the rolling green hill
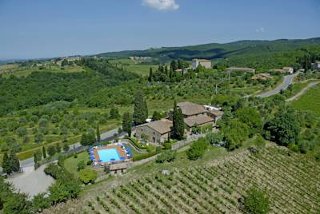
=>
[97,38,320,70]
[97,38,320,60]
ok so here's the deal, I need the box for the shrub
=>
[48,179,81,204]
[243,186,270,214]
[77,160,86,171]
[156,151,176,163]
[79,168,98,184]
[47,145,56,157]
[206,132,223,146]
[163,140,172,150]
[186,139,208,160]
[44,163,65,179]
[133,151,158,161]
[253,135,266,150]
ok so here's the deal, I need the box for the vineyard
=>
[44,146,320,214]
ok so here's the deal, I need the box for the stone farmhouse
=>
[135,102,223,144]
[192,59,212,70]
[135,119,173,144]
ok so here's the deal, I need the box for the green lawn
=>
[292,85,320,116]
[64,152,90,177]
[1,64,84,78]
[109,59,158,76]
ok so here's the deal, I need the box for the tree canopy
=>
[133,91,148,125]
[264,110,300,146]
[172,101,184,140]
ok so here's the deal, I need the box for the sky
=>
[0,0,319,59]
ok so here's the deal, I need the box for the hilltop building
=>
[192,59,212,70]
[271,67,294,74]
[282,67,294,74]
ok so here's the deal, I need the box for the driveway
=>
[257,72,299,98]
[6,164,54,198]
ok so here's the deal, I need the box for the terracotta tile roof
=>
[177,102,206,116]
[109,162,128,171]
[184,114,214,127]
[139,119,173,135]
[208,109,224,117]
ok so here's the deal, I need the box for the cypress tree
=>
[148,67,153,82]
[172,101,185,140]
[9,151,20,173]
[34,153,38,164]
[122,112,132,137]
[42,146,47,159]
[2,152,12,174]
[133,91,148,125]
[96,124,101,142]
[170,60,177,71]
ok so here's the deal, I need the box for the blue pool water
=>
[97,148,121,163]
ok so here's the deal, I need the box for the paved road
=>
[286,81,320,102]
[257,72,299,98]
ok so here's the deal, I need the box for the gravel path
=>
[6,164,54,198]
[286,81,320,102]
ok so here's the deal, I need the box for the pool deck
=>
[93,144,128,164]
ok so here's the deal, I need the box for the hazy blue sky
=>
[0,0,319,59]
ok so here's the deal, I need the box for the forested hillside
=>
[0,59,139,115]
[97,38,320,70]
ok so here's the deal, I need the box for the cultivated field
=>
[43,146,320,214]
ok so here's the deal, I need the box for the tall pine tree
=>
[122,112,132,137]
[172,101,185,140]
[96,124,101,142]
[148,67,153,82]
[2,152,20,174]
[2,152,11,174]
[133,91,148,125]
[42,146,47,159]
[10,152,20,173]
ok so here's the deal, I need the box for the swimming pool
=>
[97,148,121,163]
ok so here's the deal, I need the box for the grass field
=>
[109,59,158,76]
[64,152,90,177]
[0,64,84,78]
[43,145,320,214]
[292,85,320,116]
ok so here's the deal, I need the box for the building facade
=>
[192,59,212,70]
[135,119,173,144]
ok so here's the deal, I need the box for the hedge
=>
[133,151,158,161]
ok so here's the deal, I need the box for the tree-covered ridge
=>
[0,59,139,115]
[97,38,320,69]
